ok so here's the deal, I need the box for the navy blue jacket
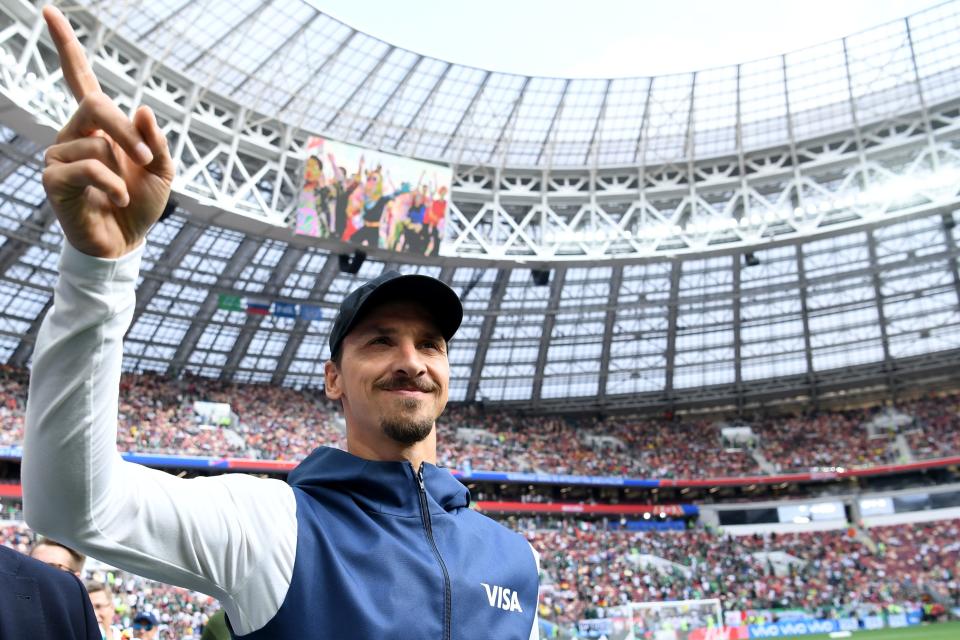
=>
[0,544,100,640]
[237,447,539,639]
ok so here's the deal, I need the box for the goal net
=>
[583,598,725,640]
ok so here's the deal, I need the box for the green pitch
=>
[786,621,960,640]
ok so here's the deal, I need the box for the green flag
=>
[217,294,244,312]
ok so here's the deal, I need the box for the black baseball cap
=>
[328,270,463,359]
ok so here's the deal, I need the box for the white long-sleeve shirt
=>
[23,241,538,638]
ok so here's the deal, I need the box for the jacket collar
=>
[288,446,470,516]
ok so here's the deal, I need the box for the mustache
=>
[374,376,438,393]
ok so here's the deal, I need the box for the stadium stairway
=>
[629,553,691,577]
[923,583,955,610]
[894,433,916,463]
[850,523,878,553]
[750,449,777,474]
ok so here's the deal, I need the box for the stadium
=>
[0,0,959,638]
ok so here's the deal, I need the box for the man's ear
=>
[324,360,343,400]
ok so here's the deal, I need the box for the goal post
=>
[589,598,726,640]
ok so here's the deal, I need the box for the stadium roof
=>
[0,1,959,409]
[68,0,960,168]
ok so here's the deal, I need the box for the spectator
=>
[131,612,159,640]
[86,580,123,640]
[31,537,86,577]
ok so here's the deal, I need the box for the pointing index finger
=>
[42,5,101,101]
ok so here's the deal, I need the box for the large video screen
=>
[294,137,452,256]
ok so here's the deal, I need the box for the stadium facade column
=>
[794,244,818,408]
[126,220,206,333]
[437,266,457,286]
[583,79,612,167]
[905,14,960,313]
[182,0,271,71]
[487,78,531,165]
[732,254,744,413]
[733,63,748,414]
[531,267,567,406]
[663,261,682,404]
[324,43,396,135]
[278,30,360,119]
[0,201,56,277]
[586,82,614,403]
[441,71,491,158]
[841,35,874,199]
[597,264,623,406]
[165,236,261,378]
[942,214,960,310]
[0,133,42,185]
[8,298,52,368]
[392,63,452,151]
[684,71,698,233]
[781,50,818,407]
[631,77,655,166]
[904,15,942,173]
[535,79,571,166]
[357,56,425,144]
[135,0,195,42]
[780,54,808,240]
[218,246,306,383]
[270,252,341,386]
[465,269,510,402]
[234,17,323,95]
[2,202,57,368]
[866,229,896,397]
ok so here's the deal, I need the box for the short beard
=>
[380,399,434,445]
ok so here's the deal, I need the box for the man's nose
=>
[392,340,427,377]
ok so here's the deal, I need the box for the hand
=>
[40,5,173,259]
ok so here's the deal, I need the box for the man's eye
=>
[370,337,390,345]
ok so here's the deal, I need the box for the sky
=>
[309,0,945,77]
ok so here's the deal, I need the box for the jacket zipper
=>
[417,464,452,640]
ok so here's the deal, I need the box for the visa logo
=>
[481,582,523,613]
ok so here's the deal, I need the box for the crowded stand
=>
[865,520,960,607]
[436,406,761,478]
[524,518,960,626]
[115,372,345,459]
[905,395,960,461]
[1,365,959,478]
[754,412,900,473]
[6,513,958,636]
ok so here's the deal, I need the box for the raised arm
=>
[22,7,294,634]
[327,152,344,183]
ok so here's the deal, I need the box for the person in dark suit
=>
[0,544,100,640]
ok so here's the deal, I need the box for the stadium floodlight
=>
[531,269,550,286]
[338,250,367,274]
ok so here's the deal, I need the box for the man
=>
[30,537,86,577]
[23,6,539,639]
[85,581,122,640]
[131,612,159,640]
[0,544,100,639]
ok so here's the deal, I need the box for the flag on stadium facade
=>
[217,294,244,312]
[274,302,297,318]
[246,299,270,315]
[299,304,323,321]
